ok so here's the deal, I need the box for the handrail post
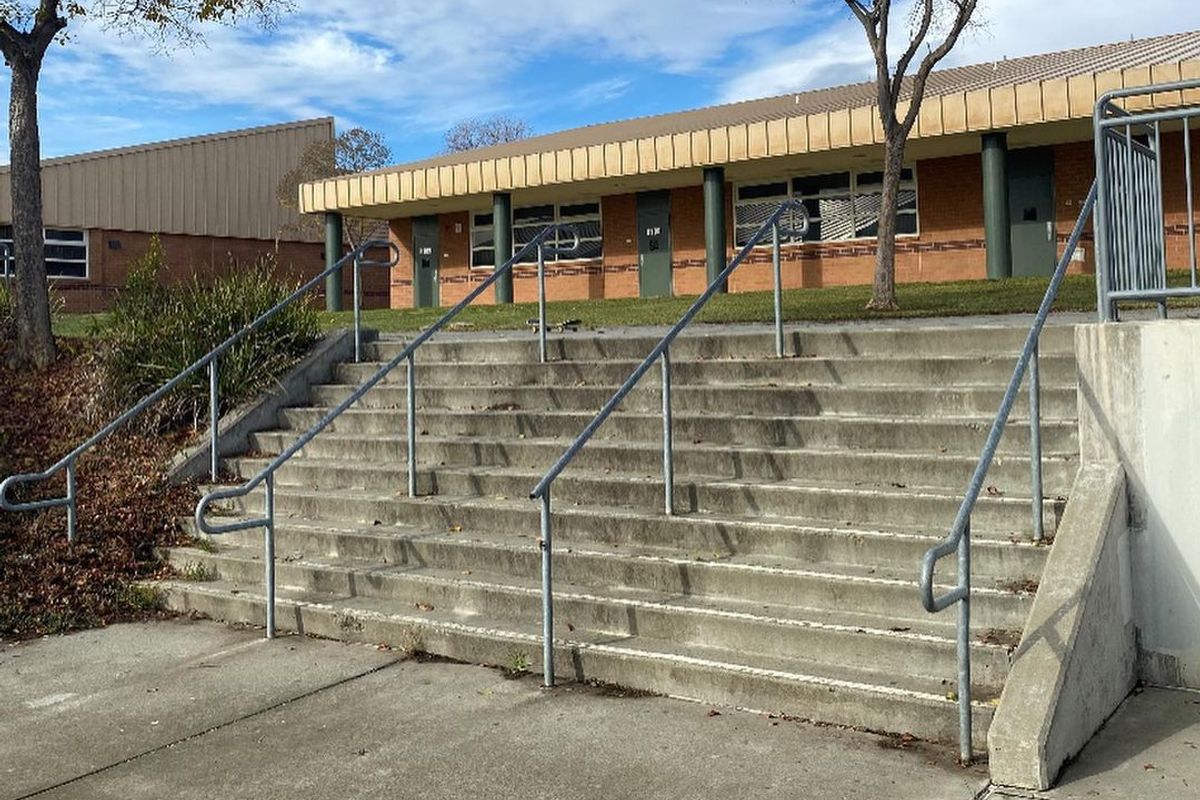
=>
[661,348,674,516]
[539,488,555,687]
[537,242,548,364]
[209,357,219,482]
[65,458,77,543]
[1029,342,1044,543]
[957,517,973,765]
[353,253,363,363]
[772,222,784,358]
[264,472,276,640]
[407,353,417,498]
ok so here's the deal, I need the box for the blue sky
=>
[9,0,1200,166]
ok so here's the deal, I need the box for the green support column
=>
[325,212,344,311]
[493,192,513,304]
[703,167,728,292]
[981,132,1013,280]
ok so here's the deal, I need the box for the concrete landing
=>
[1,620,987,800]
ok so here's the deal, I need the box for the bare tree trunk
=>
[866,139,907,310]
[6,53,55,368]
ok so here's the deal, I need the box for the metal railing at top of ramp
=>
[1094,77,1200,321]
[528,198,810,689]
[0,238,401,542]
[193,223,581,639]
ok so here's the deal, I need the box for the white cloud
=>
[718,0,1200,102]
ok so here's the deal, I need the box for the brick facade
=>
[383,137,1200,309]
[55,230,386,314]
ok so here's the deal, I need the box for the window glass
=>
[0,227,88,279]
[471,202,603,267]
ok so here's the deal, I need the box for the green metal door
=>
[637,191,672,298]
[412,216,439,308]
[1008,147,1057,277]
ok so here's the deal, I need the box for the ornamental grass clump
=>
[101,236,319,432]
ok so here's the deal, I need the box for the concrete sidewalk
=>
[3,619,987,800]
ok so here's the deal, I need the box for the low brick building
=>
[299,31,1200,309]
[0,118,388,313]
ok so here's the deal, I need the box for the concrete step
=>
[191,501,1048,586]
[160,578,995,743]
[367,323,1077,362]
[333,354,1078,390]
[309,381,1080,419]
[206,488,1035,630]
[166,543,1014,693]
[273,407,1079,455]
[230,459,1064,538]
[246,431,1079,496]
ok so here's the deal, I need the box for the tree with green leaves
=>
[0,0,292,370]
[844,0,978,310]
[276,127,392,249]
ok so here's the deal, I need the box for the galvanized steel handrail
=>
[0,237,399,542]
[528,199,809,686]
[194,222,580,638]
[918,181,1097,765]
[1093,78,1200,320]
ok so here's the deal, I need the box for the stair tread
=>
[162,577,1000,705]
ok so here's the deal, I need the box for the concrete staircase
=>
[162,323,1080,744]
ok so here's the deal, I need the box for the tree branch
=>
[900,0,977,135]
[892,0,933,101]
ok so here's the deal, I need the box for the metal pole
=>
[957,518,973,765]
[537,242,547,364]
[1029,343,1044,543]
[1153,121,1168,291]
[661,349,674,516]
[65,459,77,543]
[407,353,417,498]
[209,357,219,482]
[772,223,784,358]
[1092,113,1112,321]
[264,473,276,639]
[540,490,555,687]
[353,254,363,363]
[1185,119,1197,288]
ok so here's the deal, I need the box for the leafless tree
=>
[276,127,392,249]
[0,0,292,370]
[845,0,978,310]
[444,115,532,153]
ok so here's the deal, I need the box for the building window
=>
[734,168,918,247]
[0,226,89,279]
[470,201,602,268]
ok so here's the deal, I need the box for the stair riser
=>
[210,494,1032,630]
[199,516,1049,585]
[162,585,993,744]
[245,434,1077,496]
[238,460,1062,536]
[366,326,1076,362]
[335,356,1077,390]
[275,409,1079,455]
[170,550,1011,691]
[309,383,1080,420]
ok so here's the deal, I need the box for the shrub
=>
[0,278,13,340]
[102,237,320,431]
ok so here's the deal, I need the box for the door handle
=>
[1046,221,1053,242]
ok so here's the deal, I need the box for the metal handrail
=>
[528,199,809,686]
[194,222,581,638]
[0,237,400,542]
[918,181,1097,765]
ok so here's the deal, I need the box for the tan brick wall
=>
[55,230,374,314]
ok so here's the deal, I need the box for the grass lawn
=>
[54,274,1115,339]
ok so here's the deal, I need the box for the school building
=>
[298,30,1200,309]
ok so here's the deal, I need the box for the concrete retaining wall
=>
[1077,321,1200,689]
[988,462,1135,789]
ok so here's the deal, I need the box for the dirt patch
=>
[0,339,197,640]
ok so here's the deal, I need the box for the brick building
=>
[298,31,1200,310]
[0,118,388,313]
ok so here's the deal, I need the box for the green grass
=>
[319,274,1103,333]
[62,272,1186,339]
